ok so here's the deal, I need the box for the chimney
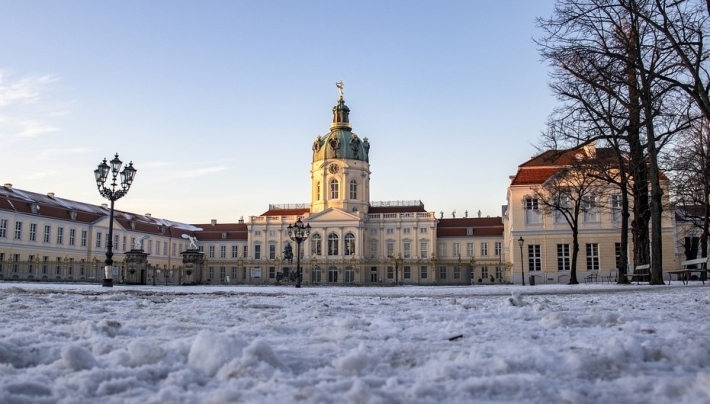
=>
[3,183,11,189]
[145,213,152,218]
[211,219,217,226]
[47,192,55,198]
[101,203,108,209]
[238,216,244,224]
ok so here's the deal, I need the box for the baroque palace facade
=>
[0,86,694,285]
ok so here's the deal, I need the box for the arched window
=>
[310,233,322,256]
[327,233,339,256]
[312,266,322,282]
[330,179,339,199]
[344,232,355,255]
[349,180,357,199]
[316,182,321,201]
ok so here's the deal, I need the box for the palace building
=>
[0,85,507,285]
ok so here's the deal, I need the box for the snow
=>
[1,282,709,403]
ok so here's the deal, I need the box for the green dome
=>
[312,95,370,163]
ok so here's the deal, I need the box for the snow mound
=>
[506,292,525,307]
[333,345,369,376]
[61,345,99,371]
[188,330,247,376]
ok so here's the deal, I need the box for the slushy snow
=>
[0,282,709,403]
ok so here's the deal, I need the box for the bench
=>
[602,269,616,283]
[667,257,708,285]
[584,270,599,283]
[623,264,649,284]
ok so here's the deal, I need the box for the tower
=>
[310,82,371,215]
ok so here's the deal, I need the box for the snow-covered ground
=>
[1,282,709,404]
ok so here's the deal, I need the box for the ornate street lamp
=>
[518,236,525,286]
[94,153,136,287]
[287,217,311,288]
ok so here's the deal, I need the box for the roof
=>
[259,208,311,217]
[191,222,249,241]
[0,184,202,238]
[436,217,503,238]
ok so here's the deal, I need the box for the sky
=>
[0,1,558,224]
[2,282,710,403]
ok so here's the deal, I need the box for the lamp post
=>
[287,217,311,288]
[94,154,137,287]
[518,236,525,286]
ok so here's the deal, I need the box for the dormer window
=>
[30,203,40,214]
[222,232,227,239]
[69,210,77,220]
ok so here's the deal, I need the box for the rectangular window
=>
[254,245,261,260]
[231,266,237,280]
[173,242,178,256]
[69,229,76,246]
[525,198,542,224]
[147,240,153,254]
[14,221,22,240]
[403,266,411,279]
[243,245,248,259]
[454,266,461,280]
[467,228,473,236]
[386,242,394,258]
[438,242,446,258]
[81,230,87,247]
[112,234,118,251]
[0,219,7,238]
[387,266,394,279]
[269,266,275,279]
[403,242,411,259]
[386,228,394,235]
[269,244,276,260]
[554,196,568,223]
[220,245,226,258]
[452,243,460,257]
[420,227,427,234]
[420,266,428,279]
[30,223,37,242]
[123,236,127,251]
[56,227,64,244]
[349,181,357,199]
[370,240,377,258]
[44,225,51,243]
[586,243,600,271]
[209,245,215,258]
[583,196,599,222]
[615,242,622,269]
[482,266,489,279]
[163,241,168,256]
[528,244,542,272]
[219,267,226,282]
[611,194,621,222]
[480,242,488,257]
[496,266,503,280]
[403,228,411,235]
[232,245,239,258]
[208,267,214,281]
[466,242,474,257]
[495,241,502,257]
[557,244,570,271]
[95,232,102,248]
[419,241,428,259]
[439,266,446,280]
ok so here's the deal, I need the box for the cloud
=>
[178,165,230,179]
[0,72,57,107]
[0,71,65,138]
[36,147,90,159]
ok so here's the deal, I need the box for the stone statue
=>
[336,81,344,98]
[181,234,198,250]
[350,134,361,158]
[284,243,293,263]
[313,135,322,152]
[134,235,149,250]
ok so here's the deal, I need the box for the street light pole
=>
[94,154,137,288]
[518,236,525,286]
[287,217,311,288]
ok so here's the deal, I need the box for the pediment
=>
[307,208,361,224]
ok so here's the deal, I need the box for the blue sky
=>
[0,1,558,224]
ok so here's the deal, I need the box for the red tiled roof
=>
[259,208,310,217]
[436,217,503,238]
[368,205,427,214]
